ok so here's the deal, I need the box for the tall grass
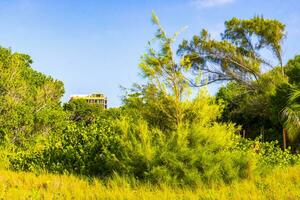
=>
[1,166,300,199]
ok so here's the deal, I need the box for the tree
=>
[216,55,300,148]
[177,16,286,88]
[285,55,300,86]
[63,99,104,124]
[0,47,66,146]
[281,87,300,141]
[279,55,300,142]
[177,16,300,147]
[216,67,288,140]
[124,12,192,130]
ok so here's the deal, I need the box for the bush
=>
[10,111,256,186]
[8,91,300,188]
[234,137,300,170]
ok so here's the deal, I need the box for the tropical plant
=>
[281,87,300,141]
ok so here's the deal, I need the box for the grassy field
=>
[0,166,300,200]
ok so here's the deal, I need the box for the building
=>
[70,93,108,109]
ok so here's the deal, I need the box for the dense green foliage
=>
[0,47,66,147]
[176,15,300,147]
[216,56,300,147]
[281,56,300,141]
[0,13,299,193]
[63,99,104,124]
[10,92,259,185]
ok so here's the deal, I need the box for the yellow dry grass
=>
[0,166,300,200]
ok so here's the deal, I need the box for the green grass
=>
[1,166,300,199]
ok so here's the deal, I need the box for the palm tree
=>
[281,87,300,141]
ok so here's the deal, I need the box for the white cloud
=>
[191,0,235,8]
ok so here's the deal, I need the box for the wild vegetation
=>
[0,13,299,199]
[1,166,300,200]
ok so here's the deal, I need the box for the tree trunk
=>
[283,128,287,150]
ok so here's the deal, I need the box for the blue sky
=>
[0,0,299,107]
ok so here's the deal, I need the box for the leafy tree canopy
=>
[0,47,66,146]
[63,99,104,124]
[178,16,285,88]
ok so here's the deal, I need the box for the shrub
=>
[10,113,255,186]
[234,137,300,170]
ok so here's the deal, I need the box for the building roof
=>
[70,93,107,100]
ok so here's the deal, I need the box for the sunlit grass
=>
[1,166,300,199]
